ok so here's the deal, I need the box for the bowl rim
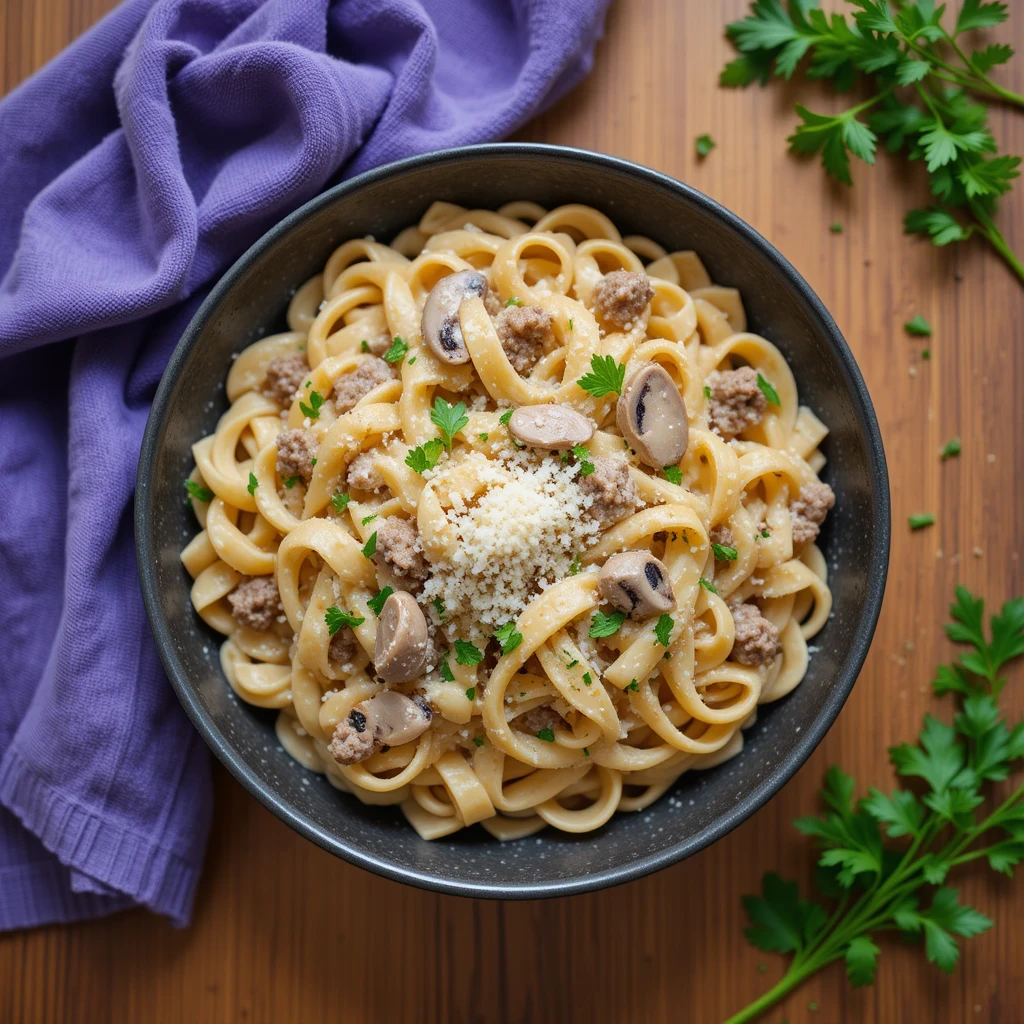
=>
[136,142,890,899]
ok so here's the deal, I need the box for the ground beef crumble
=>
[730,602,781,667]
[328,628,358,667]
[580,456,639,528]
[593,270,654,328]
[227,576,281,632]
[495,305,552,375]
[791,481,835,547]
[517,705,564,735]
[346,452,384,492]
[707,367,767,439]
[328,715,375,765]
[333,357,396,414]
[373,517,430,590]
[263,353,308,406]
[276,428,318,483]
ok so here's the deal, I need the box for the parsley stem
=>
[969,201,1024,285]
[940,29,1024,109]
[720,953,841,1024]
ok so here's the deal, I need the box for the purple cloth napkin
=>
[0,0,608,930]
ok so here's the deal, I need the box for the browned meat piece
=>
[710,524,734,549]
[346,452,384,492]
[517,705,564,735]
[495,305,552,375]
[328,628,358,668]
[227,576,281,632]
[791,481,835,546]
[276,428,318,483]
[707,367,767,439]
[730,602,781,667]
[483,288,502,317]
[580,455,639,528]
[263,352,308,406]
[328,713,376,765]
[593,270,654,328]
[373,517,430,589]
[333,357,396,414]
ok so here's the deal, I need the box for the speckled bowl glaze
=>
[136,144,890,898]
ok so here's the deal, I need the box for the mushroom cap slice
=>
[616,363,689,469]
[420,270,489,365]
[362,690,432,747]
[508,404,595,451]
[598,550,676,618]
[374,591,429,682]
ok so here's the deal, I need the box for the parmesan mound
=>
[422,450,601,632]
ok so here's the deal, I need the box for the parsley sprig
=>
[430,397,469,451]
[576,353,626,397]
[722,1,1024,285]
[724,587,1024,1023]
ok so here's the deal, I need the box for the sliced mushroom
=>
[374,591,429,682]
[420,270,489,365]
[508,404,595,451]
[616,363,689,469]
[328,691,433,765]
[598,550,676,618]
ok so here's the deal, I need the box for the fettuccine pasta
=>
[180,200,834,841]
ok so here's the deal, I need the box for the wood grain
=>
[2,1,1023,1021]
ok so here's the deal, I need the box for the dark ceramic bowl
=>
[136,144,889,898]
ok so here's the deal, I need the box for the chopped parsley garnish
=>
[439,657,455,682]
[941,438,962,460]
[909,513,936,530]
[405,438,445,474]
[494,621,524,655]
[455,639,483,666]
[185,480,213,503]
[577,353,626,398]
[504,297,523,307]
[465,687,476,701]
[699,577,720,594]
[568,318,574,331]
[325,606,365,635]
[568,554,582,576]
[282,476,299,488]
[383,336,408,364]
[432,596,446,620]
[756,373,780,407]
[590,610,626,638]
[695,133,716,158]
[904,315,932,337]
[361,513,377,525]
[299,390,324,419]
[367,586,394,616]
[478,433,489,442]
[654,614,674,647]
[408,356,416,365]
[572,443,590,460]
[583,747,590,757]
[713,543,739,562]
[310,457,317,467]
[537,728,555,742]
[360,340,369,352]
[564,650,580,669]
[473,736,485,747]
[431,397,469,451]
[761,528,771,539]
[582,672,592,686]
[499,408,514,426]
[922,349,931,360]
[830,222,843,234]
[663,465,683,485]
[704,384,712,400]
[625,678,639,692]
[247,472,258,496]
[332,491,351,513]
[361,531,377,558]
[305,381,312,389]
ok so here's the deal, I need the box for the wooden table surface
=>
[3,1,1023,1021]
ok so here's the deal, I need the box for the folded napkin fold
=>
[0,0,609,930]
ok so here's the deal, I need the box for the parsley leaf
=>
[430,397,469,451]
[909,513,936,530]
[361,532,377,558]
[504,297,523,307]
[537,728,555,742]
[625,678,639,692]
[654,613,674,647]
[576,354,626,398]
[696,133,716,158]
[465,687,476,702]
[756,372,780,406]
[247,472,258,496]
[185,480,213,503]
[361,513,377,525]
[845,936,880,988]
[432,596,446,620]
[383,336,408,364]
[325,606,365,635]
[282,476,299,488]
[713,542,738,561]
[331,491,351,513]
[956,0,1009,34]
[582,672,592,686]
[499,408,514,426]
[904,208,972,247]
[455,639,483,666]
[589,610,626,638]
[699,577,719,595]
[439,656,455,682]
[299,390,324,419]
[904,314,932,336]
[367,586,394,616]
[830,221,843,234]
[473,736,485,747]
[405,438,445,474]
[494,621,523,655]
[662,465,683,485]
[360,340,370,352]
[941,438,962,460]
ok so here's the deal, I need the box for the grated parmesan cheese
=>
[422,449,601,632]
